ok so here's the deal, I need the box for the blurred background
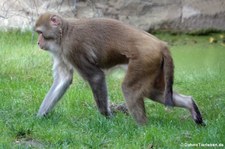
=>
[0,0,225,33]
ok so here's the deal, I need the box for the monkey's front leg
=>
[37,63,73,117]
[86,69,112,117]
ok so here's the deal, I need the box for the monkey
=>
[34,12,204,125]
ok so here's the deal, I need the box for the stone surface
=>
[0,0,224,32]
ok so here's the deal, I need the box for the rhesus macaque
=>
[34,12,204,125]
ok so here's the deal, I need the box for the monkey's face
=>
[36,31,57,51]
[36,31,49,50]
[35,13,62,52]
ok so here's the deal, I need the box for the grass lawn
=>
[0,30,224,148]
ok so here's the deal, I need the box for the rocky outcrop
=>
[0,0,224,32]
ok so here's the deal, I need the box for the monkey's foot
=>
[192,102,206,126]
[110,103,129,115]
[37,109,49,117]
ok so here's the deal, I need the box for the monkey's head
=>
[35,13,63,52]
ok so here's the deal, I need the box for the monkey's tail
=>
[162,46,174,106]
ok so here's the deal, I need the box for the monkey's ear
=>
[50,15,61,27]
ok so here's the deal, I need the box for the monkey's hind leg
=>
[122,85,147,125]
[121,67,148,125]
[149,90,205,125]
[172,92,205,125]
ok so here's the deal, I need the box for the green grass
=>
[0,30,225,148]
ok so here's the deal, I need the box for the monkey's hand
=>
[110,103,129,115]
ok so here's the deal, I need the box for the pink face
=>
[37,33,45,50]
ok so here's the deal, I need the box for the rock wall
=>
[0,0,224,32]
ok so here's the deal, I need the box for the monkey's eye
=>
[36,30,42,34]
[36,31,48,40]
[42,34,52,40]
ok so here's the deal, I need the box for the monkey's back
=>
[65,18,166,68]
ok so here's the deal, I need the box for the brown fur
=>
[34,12,204,125]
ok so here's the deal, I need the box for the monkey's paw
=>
[110,103,129,115]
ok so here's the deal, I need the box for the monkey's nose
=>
[37,42,43,49]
